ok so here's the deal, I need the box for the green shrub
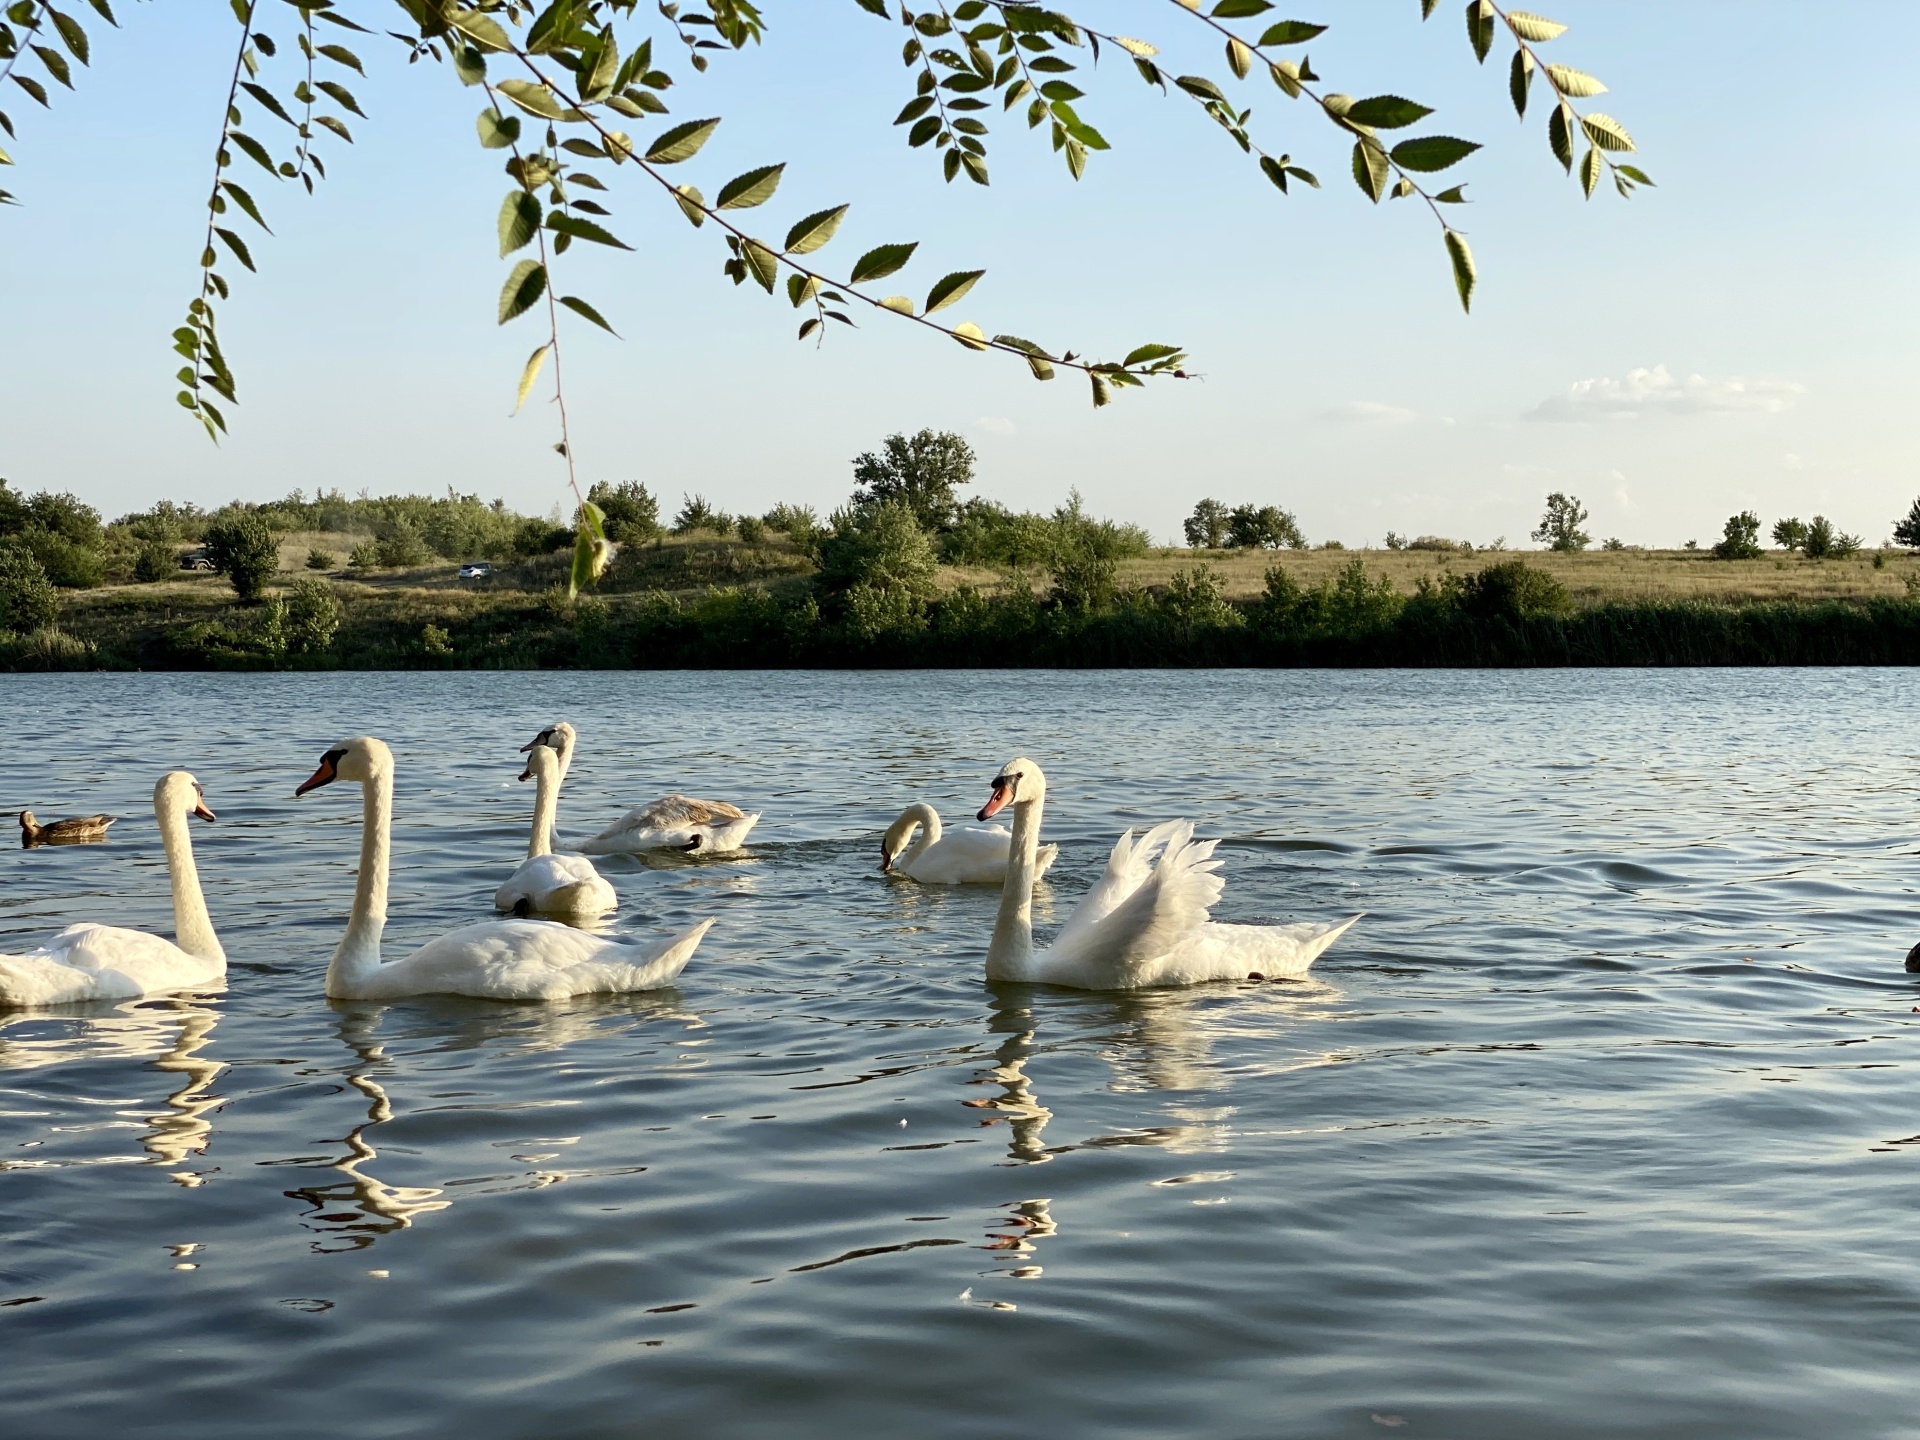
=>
[1602,537,1626,551]
[841,582,927,643]
[1713,511,1763,560]
[1456,560,1572,621]
[1160,565,1240,632]
[736,515,767,544]
[0,543,59,632]
[202,513,280,600]
[942,499,1056,568]
[673,495,733,536]
[764,503,821,547]
[374,522,430,568]
[305,547,334,570]
[1895,498,1920,551]
[133,543,176,583]
[1772,516,1808,551]
[513,518,572,557]
[817,500,937,599]
[286,578,340,655]
[421,623,453,656]
[348,539,381,569]
[1050,537,1117,612]
[588,480,662,543]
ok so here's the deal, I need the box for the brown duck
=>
[19,810,118,847]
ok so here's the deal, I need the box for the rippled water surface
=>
[5,670,1920,1438]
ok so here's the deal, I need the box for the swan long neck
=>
[986,791,1041,981]
[898,802,941,865]
[157,793,224,964]
[528,759,559,859]
[329,765,391,995]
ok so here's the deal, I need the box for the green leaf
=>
[1433,184,1469,202]
[316,44,364,74]
[850,241,917,283]
[1616,164,1655,186]
[1389,135,1481,171]
[716,162,786,210]
[50,9,89,63]
[513,343,549,413]
[221,180,271,231]
[227,130,278,176]
[1580,112,1635,152]
[1090,371,1111,407]
[316,80,364,118]
[787,273,819,307]
[1350,139,1389,202]
[1579,146,1601,198]
[476,107,521,149]
[449,7,511,52]
[1345,95,1434,129]
[1546,64,1606,97]
[924,268,983,314]
[646,117,721,163]
[1547,100,1574,172]
[497,79,575,121]
[1258,20,1326,45]
[879,295,915,315]
[1444,229,1475,312]
[742,239,780,291]
[498,259,546,324]
[783,205,852,253]
[213,226,254,272]
[1210,0,1273,16]
[950,321,989,351]
[498,190,540,256]
[1464,0,1494,63]
[1258,154,1290,192]
[1175,75,1227,103]
[1509,48,1533,119]
[672,184,706,226]
[1506,11,1568,42]
[1123,342,1181,366]
[559,295,619,335]
[547,212,632,249]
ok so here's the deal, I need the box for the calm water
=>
[3,670,1920,1438]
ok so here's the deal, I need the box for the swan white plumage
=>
[493,743,618,919]
[978,757,1358,989]
[879,801,1058,885]
[0,772,225,1007]
[522,721,759,854]
[297,737,711,1000]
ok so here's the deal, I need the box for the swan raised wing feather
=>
[1036,828,1225,990]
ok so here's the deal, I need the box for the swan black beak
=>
[879,845,893,873]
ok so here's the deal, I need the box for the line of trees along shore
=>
[7,438,1920,670]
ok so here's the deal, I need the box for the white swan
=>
[522,721,759,854]
[0,773,226,1007]
[296,737,711,1001]
[880,801,1059,885]
[493,744,618,919]
[978,757,1358,989]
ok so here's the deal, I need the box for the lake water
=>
[3,669,1919,1438]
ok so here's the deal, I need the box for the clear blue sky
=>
[1,1,1913,546]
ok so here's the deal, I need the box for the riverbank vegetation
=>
[6,450,1920,671]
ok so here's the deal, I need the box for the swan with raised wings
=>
[493,743,618,919]
[297,738,710,1000]
[1,773,225,1007]
[880,801,1058,885]
[521,721,759,854]
[977,757,1357,989]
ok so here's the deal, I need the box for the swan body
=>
[524,721,759,854]
[299,737,711,1001]
[979,759,1357,990]
[880,802,1058,885]
[0,774,225,1007]
[493,744,618,919]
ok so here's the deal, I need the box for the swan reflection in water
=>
[286,994,694,1252]
[0,996,228,1184]
[964,975,1345,1281]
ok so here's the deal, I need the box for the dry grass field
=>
[1119,546,1920,605]
[89,533,1920,611]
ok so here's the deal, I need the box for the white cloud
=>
[1326,400,1418,426]
[1781,452,1805,470]
[974,415,1016,436]
[1527,364,1805,423]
